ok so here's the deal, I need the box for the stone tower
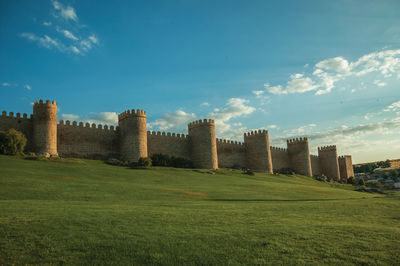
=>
[338,155,354,180]
[287,138,312,176]
[244,130,273,173]
[118,109,148,162]
[318,145,340,180]
[188,119,218,169]
[32,100,58,157]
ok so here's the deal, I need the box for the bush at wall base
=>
[0,129,27,155]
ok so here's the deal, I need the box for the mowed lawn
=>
[0,155,399,265]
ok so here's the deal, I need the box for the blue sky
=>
[1,0,400,163]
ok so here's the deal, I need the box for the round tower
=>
[318,145,340,180]
[188,119,218,169]
[32,99,58,157]
[118,109,148,162]
[244,130,273,173]
[287,138,312,176]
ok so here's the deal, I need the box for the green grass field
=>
[0,155,399,265]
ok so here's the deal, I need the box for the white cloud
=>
[373,80,387,87]
[71,46,81,54]
[60,112,119,125]
[384,101,400,112]
[21,2,98,56]
[267,125,278,129]
[285,123,317,135]
[286,74,317,93]
[52,0,78,22]
[264,74,318,95]
[83,112,118,125]
[209,98,255,138]
[200,102,210,107]
[89,35,98,44]
[264,84,285,95]
[2,82,11,87]
[60,113,79,121]
[148,110,196,132]
[252,90,264,96]
[80,40,92,51]
[264,48,400,96]
[60,29,78,41]
[24,84,32,90]
[20,33,66,52]
[316,57,350,73]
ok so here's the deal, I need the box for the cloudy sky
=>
[1,0,400,163]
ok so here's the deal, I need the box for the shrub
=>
[170,156,193,168]
[150,153,193,168]
[357,178,365,186]
[315,175,327,182]
[0,129,27,155]
[366,180,382,189]
[138,157,152,168]
[347,176,356,184]
[151,153,170,166]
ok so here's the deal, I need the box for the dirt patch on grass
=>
[164,187,208,197]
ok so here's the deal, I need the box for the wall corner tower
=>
[287,138,312,176]
[244,130,273,173]
[32,100,58,157]
[118,109,148,162]
[188,119,218,169]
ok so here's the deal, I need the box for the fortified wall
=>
[0,99,355,179]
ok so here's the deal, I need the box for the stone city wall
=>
[0,111,34,151]
[147,131,190,159]
[216,138,245,168]
[270,146,290,171]
[57,120,119,159]
[310,154,322,176]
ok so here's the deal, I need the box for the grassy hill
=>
[0,155,399,265]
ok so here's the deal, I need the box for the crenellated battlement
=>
[318,145,337,152]
[244,129,268,138]
[1,111,32,120]
[33,99,57,107]
[188,119,215,129]
[338,155,351,159]
[310,154,319,159]
[216,138,244,146]
[287,137,308,144]
[58,120,117,131]
[147,130,188,139]
[118,109,146,121]
[270,146,287,151]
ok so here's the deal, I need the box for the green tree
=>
[0,129,27,155]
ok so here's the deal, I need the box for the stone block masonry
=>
[0,99,352,178]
